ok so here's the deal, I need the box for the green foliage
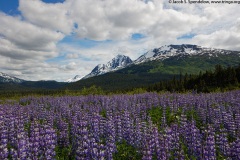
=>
[148,106,183,129]
[178,140,198,160]
[100,109,107,118]
[127,88,147,94]
[216,149,228,160]
[0,85,106,99]
[186,108,203,129]
[165,107,182,126]
[64,85,105,96]
[67,71,173,93]
[19,99,30,106]
[166,107,176,125]
[21,81,67,89]
[24,122,31,137]
[148,107,163,128]
[80,85,104,95]
[147,64,240,93]
[113,141,142,160]
[55,146,73,160]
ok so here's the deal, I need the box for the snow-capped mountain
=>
[83,54,133,79]
[65,75,83,83]
[67,55,133,82]
[134,44,235,64]
[0,72,25,83]
[67,44,240,81]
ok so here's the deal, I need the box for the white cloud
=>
[0,38,58,60]
[19,0,73,34]
[192,24,240,51]
[60,62,77,70]
[0,12,64,78]
[0,12,64,52]
[67,0,206,41]
[0,55,56,80]
[0,11,64,80]
[66,53,79,59]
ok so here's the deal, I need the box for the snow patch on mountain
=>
[134,44,236,64]
[0,72,25,83]
[65,75,83,83]
[83,54,133,79]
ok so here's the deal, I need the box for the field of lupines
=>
[0,90,240,159]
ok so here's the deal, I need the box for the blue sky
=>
[0,0,239,81]
[177,33,196,40]
[0,0,65,15]
[0,0,20,15]
[59,36,113,48]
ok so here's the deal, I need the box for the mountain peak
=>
[115,54,125,58]
[65,75,83,83]
[0,72,25,83]
[83,54,132,79]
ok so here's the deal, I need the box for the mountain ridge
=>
[67,50,240,92]
[134,44,238,64]
[68,44,240,82]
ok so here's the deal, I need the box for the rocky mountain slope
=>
[0,72,25,83]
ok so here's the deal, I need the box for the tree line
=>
[146,64,240,93]
[1,64,240,99]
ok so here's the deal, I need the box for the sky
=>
[0,0,240,81]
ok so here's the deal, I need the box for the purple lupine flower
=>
[133,117,142,148]
[106,116,116,159]
[17,134,29,159]
[89,136,98,159]
[8,115,17,148]
[216,128,230,157]
[188,120,202,158]
[0,89,240,160]
[57,120,69,148]
[43,125,56,159]
[0,111,9,159]
[91,114,100,142]
[29,120,41,159]
[235,139,240,159]
[10,148,18,159]
[142,138,152,160]
[114,114,123,142]
[234,113,240,136]
[98,144,105,160]
[75,120,90,159]
[152,126,161,160]
[203,126,216,160]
